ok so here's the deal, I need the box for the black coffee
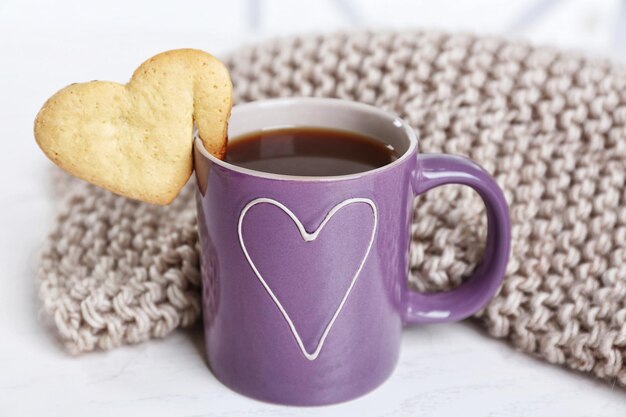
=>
[225,128,398,176]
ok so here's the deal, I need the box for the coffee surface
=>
[225,128,398,176]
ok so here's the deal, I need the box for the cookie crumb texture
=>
[34,49,232,205]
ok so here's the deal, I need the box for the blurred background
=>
[2,0,625,56]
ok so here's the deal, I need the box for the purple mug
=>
[194,98,511,406]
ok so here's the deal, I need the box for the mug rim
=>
[194,97,418,182]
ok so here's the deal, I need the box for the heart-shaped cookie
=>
[34,49,232,205]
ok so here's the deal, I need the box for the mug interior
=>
[195,97,417,180]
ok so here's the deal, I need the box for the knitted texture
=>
[38,31,626,386]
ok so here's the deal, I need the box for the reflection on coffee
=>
[225,128,398,176]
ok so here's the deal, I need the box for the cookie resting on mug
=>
[33,48,232,205]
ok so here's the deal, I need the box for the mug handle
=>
[403,154,511,324]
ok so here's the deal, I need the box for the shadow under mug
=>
[194,98,511,406]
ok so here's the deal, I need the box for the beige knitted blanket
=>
[38,31,626,387]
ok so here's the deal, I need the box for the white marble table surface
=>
[1,0,626,415]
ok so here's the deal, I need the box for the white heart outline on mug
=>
[238,197,378,361]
